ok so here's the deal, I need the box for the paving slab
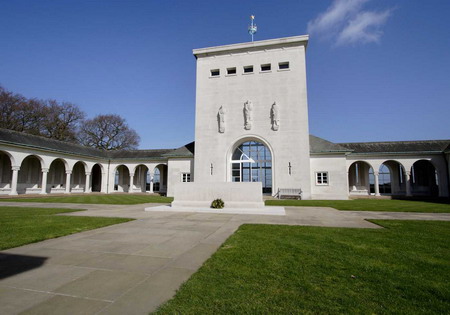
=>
[54,269,145,301]
[21,295,110,315]
[101,267,193,315]
[0,287,53,314]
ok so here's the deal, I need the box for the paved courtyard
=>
[1,202,449,314]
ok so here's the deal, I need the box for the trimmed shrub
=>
[211,198,225,209]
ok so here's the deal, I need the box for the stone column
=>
[374,171,380,196]
[405,171,412,197]
[65,171,72,194]
[85,172,91,193]
[101,172,107,193]
[129,173,134,193]
[9,166,20,195]
[149,173,154,193]
[40,168,49,194]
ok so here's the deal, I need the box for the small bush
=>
[211,198,225,209]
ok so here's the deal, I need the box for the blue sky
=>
[0,0,449,149]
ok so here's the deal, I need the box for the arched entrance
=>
[48,159,67,193]
[114,165,130,192]
[91,164,102,192]
[378,161,406,195]
[71,161,86,193]
[153,164,168,193]
[411,160,439,196]
[231,140,272,194]
[133,165,149,193]
[0,151,12,194]
[18,155,42,194]
[348,161,373,195]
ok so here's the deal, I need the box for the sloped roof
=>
[109,149,175,159]
[309,135,351,153]
[1,128,448,159]
[339,139,450,154]
[0,128,180,160]
[0,128,107,158]
[162,141,195,157]
[445,143,450,153]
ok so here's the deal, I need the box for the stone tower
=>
[193,35,311,198]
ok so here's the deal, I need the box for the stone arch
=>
[18,155,43,194]
[411,160,439,196]
[114,165,130,192]
[132,164,149,193]
[91,164,103,192]
[153,164,168,193]
[48,157,69,171]
[348,161,374,195]
[71,161,87,193]
[0,150,13,193]
[228,135,274,194]
[47,158,68,193]
[379,160,407,195]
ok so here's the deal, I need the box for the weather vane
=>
[248,15,257,42]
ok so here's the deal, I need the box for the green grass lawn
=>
[266,199,450,213]
[156,221,450,314]
[0,206,132,250]
[0,194,173,205]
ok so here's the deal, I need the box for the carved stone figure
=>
[271,102,279,131]
[243,100,253,130]
[217,106,225,133]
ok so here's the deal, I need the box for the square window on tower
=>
[278,62,290,70]
[210,69,220,77]
[261,64,271,72]
[227,67,237,75]
[243,65,254,73]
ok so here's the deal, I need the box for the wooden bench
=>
[277,188,302,200]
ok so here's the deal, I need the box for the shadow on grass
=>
[391,195,450,204]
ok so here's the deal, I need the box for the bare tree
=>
[14,98,47,135]
[41,100,85,142]
[0,86,24,130]
[79,114,140,150]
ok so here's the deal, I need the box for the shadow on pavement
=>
[0,253,47,280]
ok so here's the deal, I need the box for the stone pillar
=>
[129,173,134,193]
[85,172,91,193]
[101,172,107,193]
[65,171,72,194]
[405,171,412,197]
[9,166,20,195]
[374,171,380,196]
[40,168,49,194]
[149,173,154,193]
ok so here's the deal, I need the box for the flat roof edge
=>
[193,35,309,56]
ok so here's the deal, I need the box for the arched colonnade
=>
[112,163,167,193]
[0,149,168,195]
[348,157,446,197]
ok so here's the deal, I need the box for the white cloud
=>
[307,0,392,46]
[337,10,391,45]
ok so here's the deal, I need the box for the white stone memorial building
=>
[0,35,449,199]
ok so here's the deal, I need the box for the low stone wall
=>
[171,182,264,208]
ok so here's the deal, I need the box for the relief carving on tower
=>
[270,101,279,131]
[217,106,225,133]
[243,100,253,130]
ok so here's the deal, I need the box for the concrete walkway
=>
[1,202,449,314]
